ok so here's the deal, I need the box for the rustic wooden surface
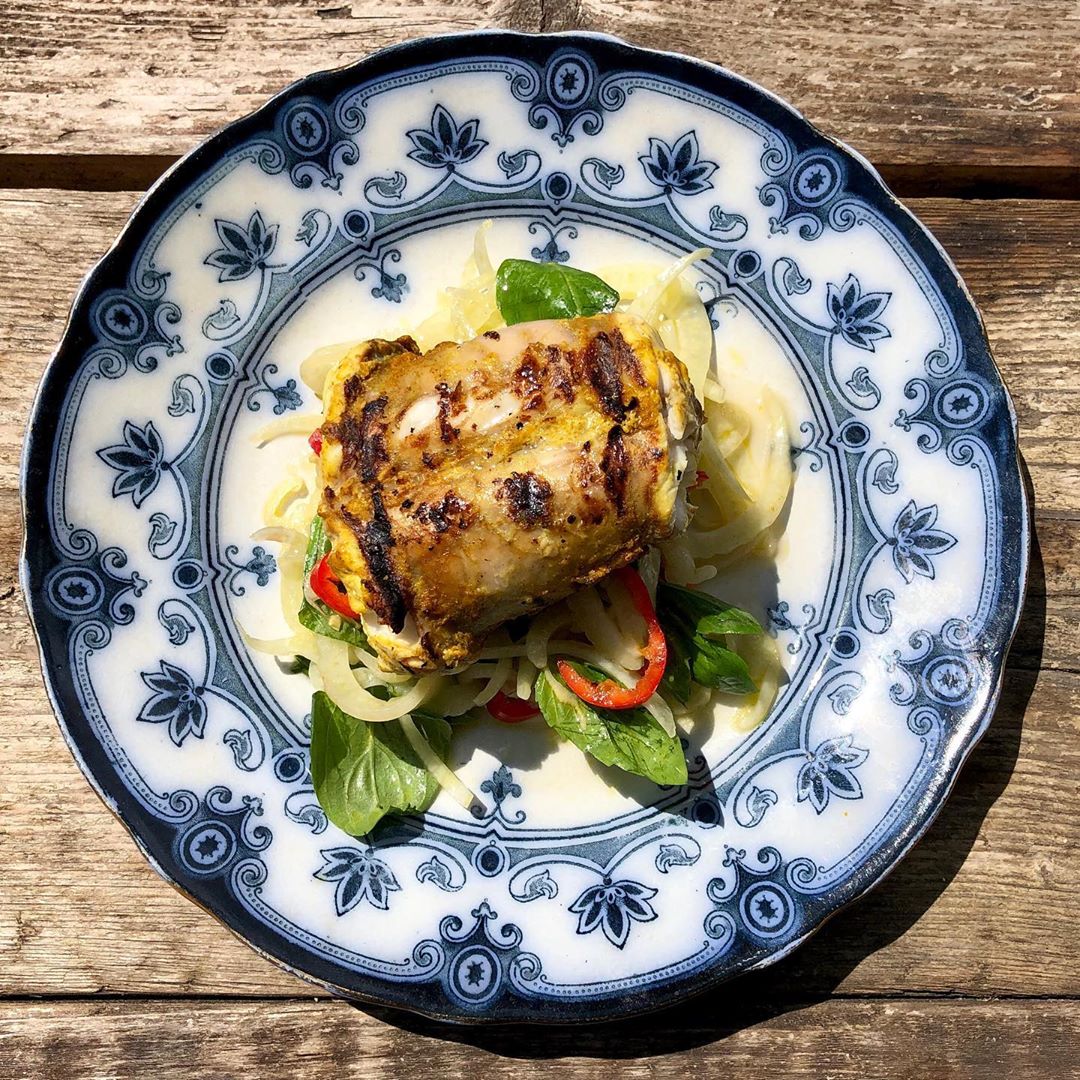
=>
[1,2,1078,1075]
[2,0,1079,183]
[2,999,1080,1078]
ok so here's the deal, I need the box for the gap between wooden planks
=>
[0,0,1078,175]
[2,155,1077,201]
[0,191,1077,1008]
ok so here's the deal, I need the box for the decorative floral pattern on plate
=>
[21,32,1027,1023]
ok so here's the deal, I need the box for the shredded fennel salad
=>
[246,224,792,835]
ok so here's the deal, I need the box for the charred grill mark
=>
[333,395,388,482]
[435,381,462,444]
[342,337,421,403]
[483,330,501,340]
[495,471,553,528]
[579,331,627,421]
[358,397,388,481]
[342,493,407,633]
[343,374,364,406]
[544,345,576,403]
[421,451,437,469]
[572,328,647,421]
[414,491,474,534]
[362,337,419,362]
[512,356,544,410]
[332,416,361,470]
[613,329,646,386]
[600,424,629,515]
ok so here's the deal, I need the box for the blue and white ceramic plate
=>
[21,32,1028,1022]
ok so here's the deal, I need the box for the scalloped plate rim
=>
[19,29,1031,1024]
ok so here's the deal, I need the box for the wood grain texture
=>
[0,190,1076,1007]
[2,1,1079,1069]
[1,998,1079,1078]
[1,0,1078,171]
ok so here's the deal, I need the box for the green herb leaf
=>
[302,513,328,577]
[660,622,693,705]
[276,654,311,676]
[688,641,756,695]
[309,691,451,836]
[656,582,760,696]
[534,667,687,787]
[657,582,763,638]
[298,516,368,647]
[495,259,620,325]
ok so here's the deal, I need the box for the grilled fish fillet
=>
[317,313,702,671]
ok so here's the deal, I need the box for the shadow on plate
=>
[349,465,1041,1056]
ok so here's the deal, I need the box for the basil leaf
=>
[276,654,311,676]
[689,642,756,695]
[302,513,327,577]
[298,516,368,647]
[495,259,619,325]
[534,668,687,787]
[656,582,759,696]
[657,582,763,638]
[309,691,451,836]
[660,622,693,706]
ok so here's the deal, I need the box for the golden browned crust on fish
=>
[317,314,701,671]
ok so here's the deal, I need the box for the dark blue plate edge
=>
[18,29,1031,1025]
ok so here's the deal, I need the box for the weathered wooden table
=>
[1,3,1077,1075]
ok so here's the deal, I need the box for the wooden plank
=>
[1,997,1079,1078]
[909,199,1080,525]
[0,191,1077,998]
[0,1,1077,171]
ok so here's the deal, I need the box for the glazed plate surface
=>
[21,31,1028,1022]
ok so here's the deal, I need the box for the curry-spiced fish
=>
[317,313,702,671]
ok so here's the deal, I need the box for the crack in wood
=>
[0,155,1076,200]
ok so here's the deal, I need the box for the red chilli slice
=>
[309,555,360,620]
[487,691,540,723]
[557,566,668,710]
